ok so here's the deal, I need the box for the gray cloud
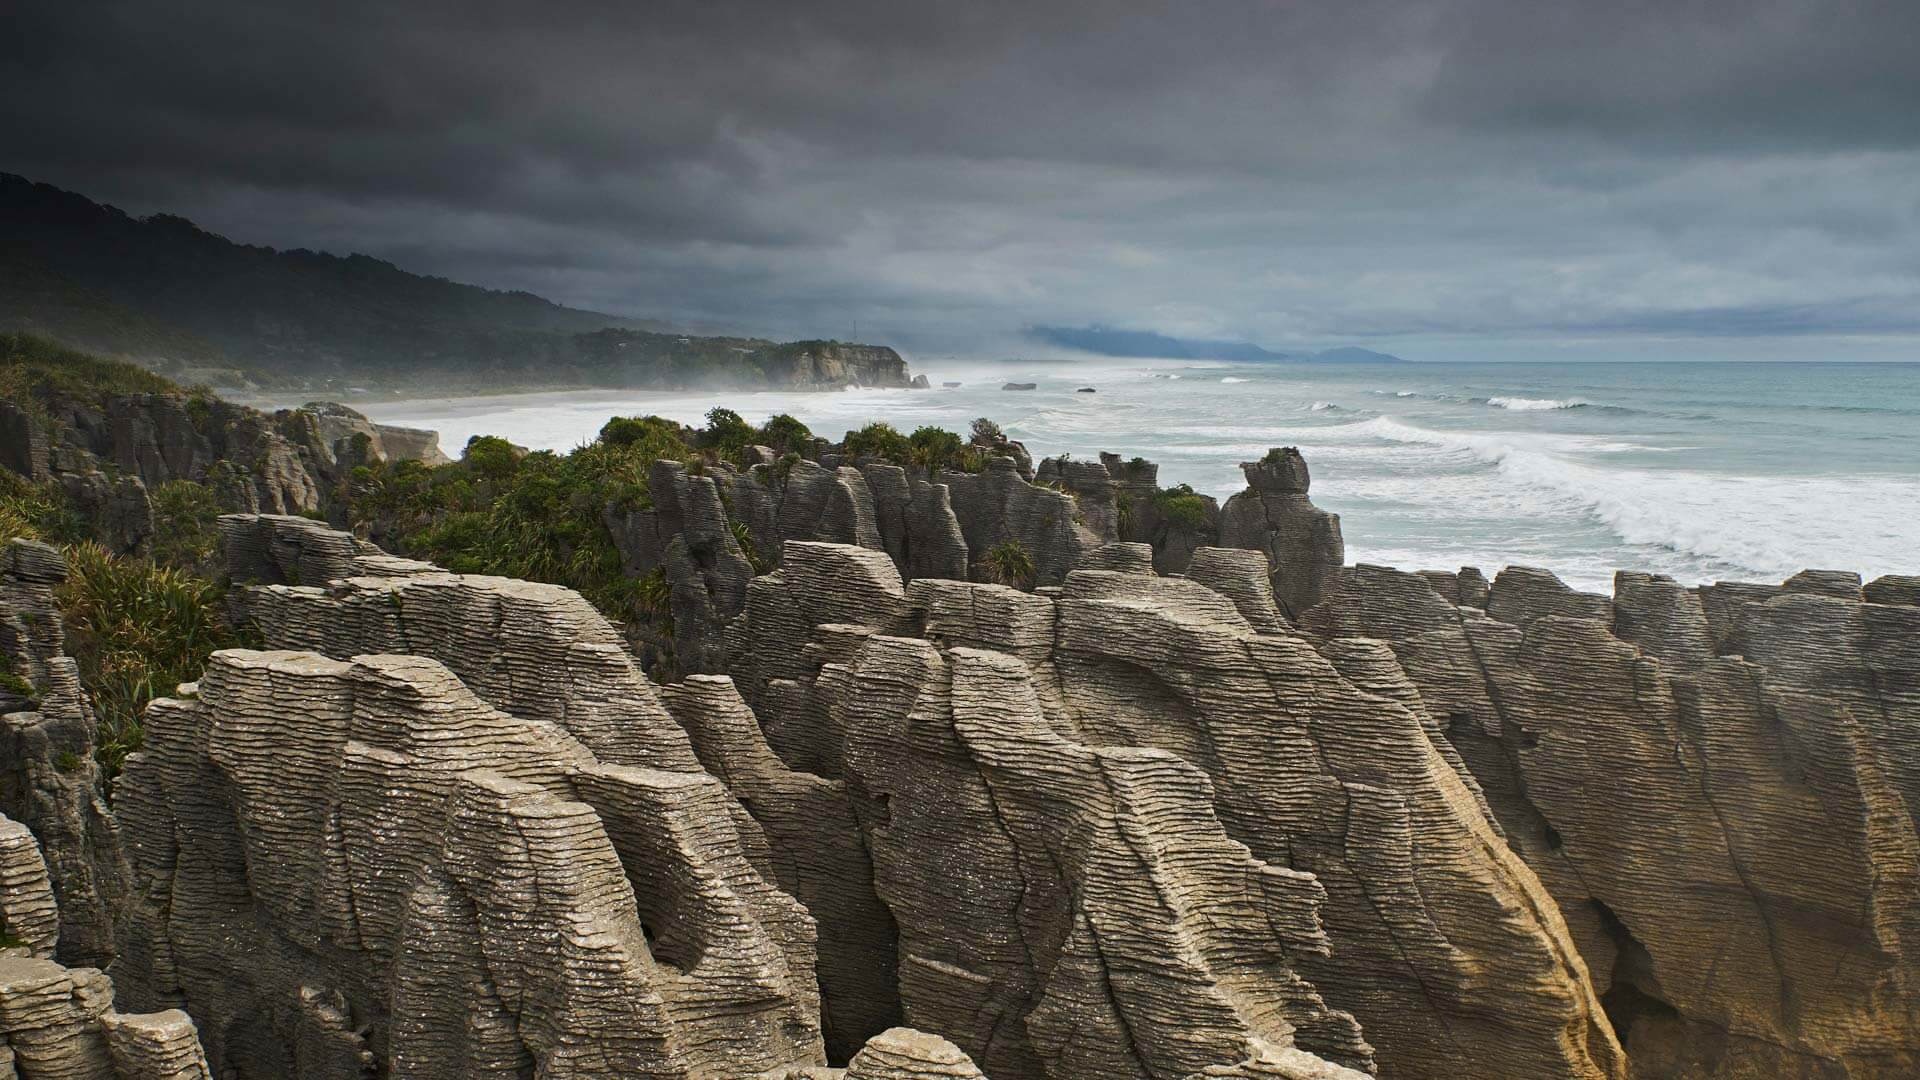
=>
[4,0,1917,355]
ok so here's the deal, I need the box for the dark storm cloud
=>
[5,0,1918,354]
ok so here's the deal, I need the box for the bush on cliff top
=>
[0,332,181,408]
[58,542,236,780]
[1154,483,1211,529]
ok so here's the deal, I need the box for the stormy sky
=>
[6,0,1920,359]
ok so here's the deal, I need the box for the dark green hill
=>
[0,174,911,390]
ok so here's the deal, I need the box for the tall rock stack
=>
[1218,448,1345,620]
[0,540,130,973]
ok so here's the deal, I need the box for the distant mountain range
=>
[0,173,906,391]
[1027,325,1405,364]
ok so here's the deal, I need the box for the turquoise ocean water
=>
[362,360,1920,592]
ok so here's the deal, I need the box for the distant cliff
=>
[0,173,913,392]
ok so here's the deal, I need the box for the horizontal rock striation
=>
[111,647,828,1078]
[0,818,212,1079]
[0,541,130,973]
[1217,449,1344,621]
[730,543,1373,1078]
[1302,561,1920,1078]
[718,539,1637,1079]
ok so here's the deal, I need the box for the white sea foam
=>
[1347,416,1920,582]
[1220,376,1250,383]
[1486,396,1587,411]
[1308,400,1337,411]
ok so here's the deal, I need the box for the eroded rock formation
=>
[0,541,130,972]
[1302,560,1920,1079]
[0,811,213,1079]
[1217,448,1344,620]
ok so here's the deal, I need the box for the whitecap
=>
[1220,376,1250,384]
[1486,396,1587,411]
[1345,416,1920,581]
[1308,400,1337,412]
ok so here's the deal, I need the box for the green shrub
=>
[148,480,222,571]
[701,407,755,455]
[977,540,1036,590]
[906,426,964,476]
[0,472,83,545]
[57,542,236,782]
[843,421,911,463]
[463,434,523,482]
[755,414,813,454]
[0,333,178,413]
[1153,484,1211,529]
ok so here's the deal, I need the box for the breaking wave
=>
[1483,396,1588,411]
[1343,416,1917,580]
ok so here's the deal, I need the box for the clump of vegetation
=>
[57,541,238,781]
[0,471,84,546]
[148,479,223,572]
[970,417,1003,444]
[755,413,814,455]
[0,333,179,414]
[843,421,912,463]
[977,539,1037,590]
[1153,483,1212,529]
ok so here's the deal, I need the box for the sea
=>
[357,360,1920,593]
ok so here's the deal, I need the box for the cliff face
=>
[1303,561,1920,1078]
[1,388,447,559]
[755,342,913,389]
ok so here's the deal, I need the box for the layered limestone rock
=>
[795,586,1369,1074]
[0,957,214,1079]
[942,457,1100,587]
[0,820,212,1078]
[1033,455,1123,542]
[1217,449,1344,620]
[1,388,453,539]
[722,540,1625,1080]
[660,675,901,1063]
[296,401,450,467]
[0,813,59,959]
[220,519,894,1061]
[762,1027,986,1079]
[754,343,912,389]
[1300,561,1920,1079]
[1101,453,1219,574]
[0,542,129,972]
[113,648,828,1078]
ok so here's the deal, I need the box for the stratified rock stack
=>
[0,541,130,972]
[1217,448,1344,620]
[1100,452,1221,574]
[1302,561,1920,1079]
[0,811,213,1079]
[943,457,1103,587]
[736,546,1371,1078]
